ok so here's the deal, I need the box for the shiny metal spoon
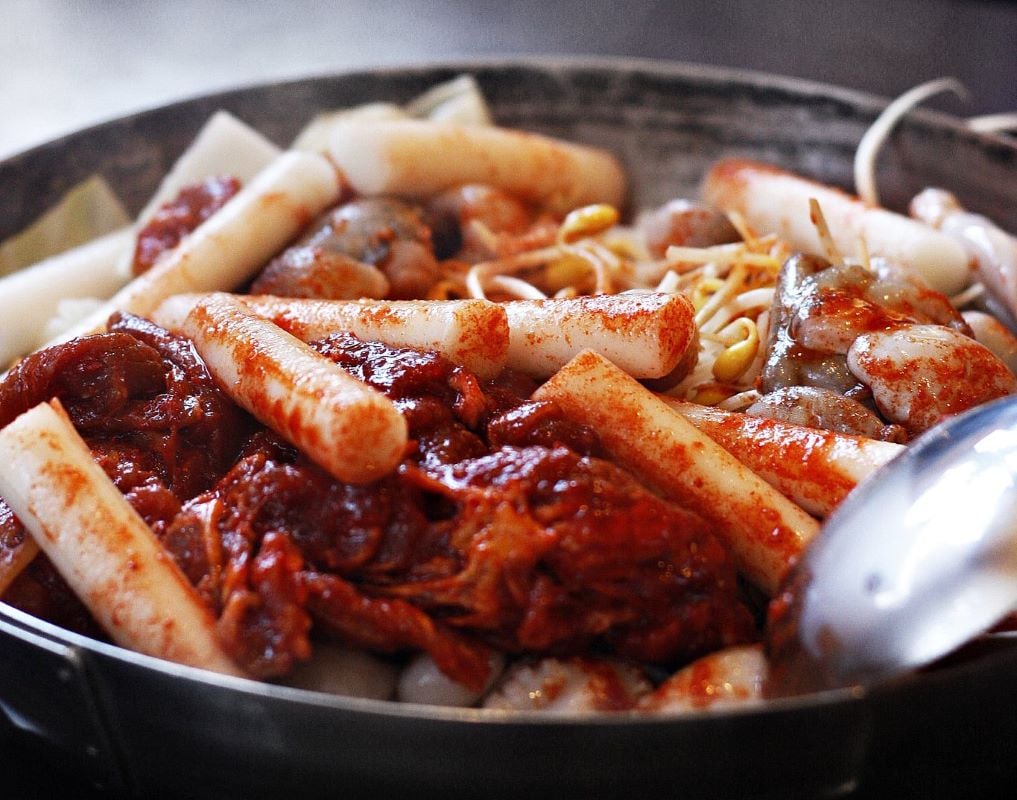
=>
[766,395,1017,697]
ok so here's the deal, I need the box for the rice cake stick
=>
[503,293,696,379]
[157,294,510,380]
[0,399,244,676]
[0,227,133,365]
[51,150,342,343]
[702,158,970,295]
[661,398,903,518]
[534,350,820,594]
[158,293,407,484]
[161,292,695,382]
[325,119,626,215]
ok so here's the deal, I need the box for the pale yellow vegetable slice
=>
[403,74,493,125]
[158,293,406,485]
[134,110,281,229]
[0,400,244,676]
[0,537,38,596]
[534,351,820,594]
[0,175,130,278]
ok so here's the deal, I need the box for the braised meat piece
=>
[2,323,754,689]
[0,314,251,634]
[393,445,755,666]
[639,199,741,258]
[251,197,441,299]
[167,335,753,684]
[0,312,249,504]
[131,175,241,275]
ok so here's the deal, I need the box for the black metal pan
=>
[1,58,1016,799]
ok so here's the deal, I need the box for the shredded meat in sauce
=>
[0,322,754,687]
[0,313,250,634]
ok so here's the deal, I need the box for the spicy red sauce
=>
[1,322,755,685]
[131,175,241,274]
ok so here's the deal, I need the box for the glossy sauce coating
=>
[0,401,243,675]
[132,176,242,275]
[0,316,758,685]
[177,293,407,484]
[166,333,752,683]
[665,398,902,517]
[534,350,820,595]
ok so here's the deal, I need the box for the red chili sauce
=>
[0,320,756,689]
[131,176,242,275]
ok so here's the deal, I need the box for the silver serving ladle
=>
[766,395,1017,697]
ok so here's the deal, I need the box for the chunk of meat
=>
[395,446,755,665]
[0,315,251,631]
[425,184,535,260]
[309,330,491,462]
[175,439,752,684]
[639,199,741,258]
[0,313,250,502]
[252,197,440,299]
[304,571,495,692]
[485,399,601,456]
[132,176,241,275]
[163,334,754,684]
[249,248,390,300]
[759,251,992,436]
[761,254,862,395]
[2,324,754,689]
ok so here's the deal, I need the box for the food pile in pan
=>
[1,76,1014,713]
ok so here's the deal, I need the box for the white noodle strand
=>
[854,77,968,206]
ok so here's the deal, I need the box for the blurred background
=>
[1,0,1015,158]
